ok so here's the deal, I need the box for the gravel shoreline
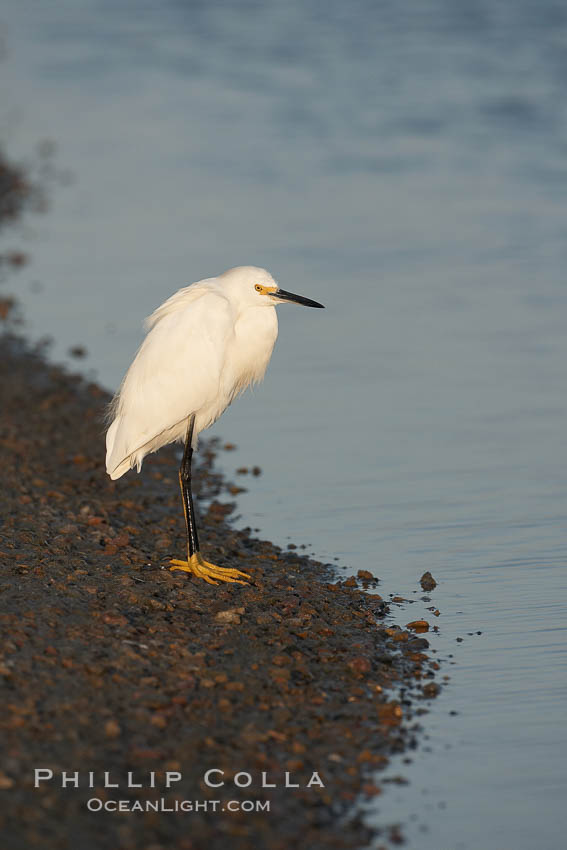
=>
[0,333,438,850]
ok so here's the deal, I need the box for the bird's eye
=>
[255,284,262,293]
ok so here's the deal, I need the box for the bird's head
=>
[219,266,324,309]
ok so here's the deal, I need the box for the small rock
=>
[406,620,430,633]
[392,631,409,642]
[114,532,130,548]
[420,571,437,591]
[347,656,371,675]
[0,772,14,789]
[407,637,430,651]
[362,782,382,797]
[102,613,128,627]
[215,610,242,624]
[377,702,403,725]
[68,345,87,359]
[104,719,121,739]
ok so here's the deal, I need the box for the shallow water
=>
[2,1,567,846]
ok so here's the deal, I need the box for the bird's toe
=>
[169,553,249,585]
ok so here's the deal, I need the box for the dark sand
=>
[0,146,437,850]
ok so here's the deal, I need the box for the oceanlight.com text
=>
[86,797,270,813]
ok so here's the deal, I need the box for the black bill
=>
[274,288,325,308]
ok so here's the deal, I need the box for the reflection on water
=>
[2,1,567,847]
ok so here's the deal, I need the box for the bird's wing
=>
[143,279,215,331]
[106,289,233,476]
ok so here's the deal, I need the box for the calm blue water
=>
[2,1,566,847]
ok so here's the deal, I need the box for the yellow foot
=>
[170,552,250,586]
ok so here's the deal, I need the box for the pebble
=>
[420,571,437,591]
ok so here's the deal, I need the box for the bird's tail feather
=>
[105,416,133,480]
[108,455,134,481]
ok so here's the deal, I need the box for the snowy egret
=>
[105,266,324,585]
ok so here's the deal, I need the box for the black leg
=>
[179,414,199,558]
[171,418,249,583]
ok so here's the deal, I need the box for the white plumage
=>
[106,267,273,479]
[106,265,323,481]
